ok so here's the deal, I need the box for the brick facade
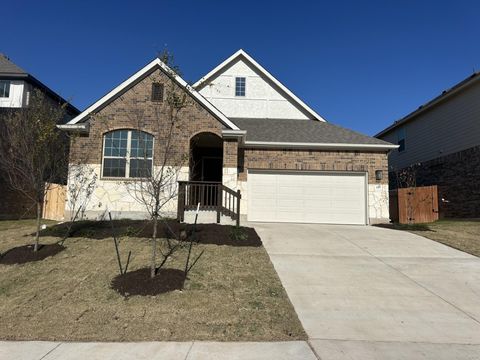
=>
[0,176,36,220]
[223,139,238,168]
[238,148,388,185]
[389,145,480,218]
[69,68,225,167]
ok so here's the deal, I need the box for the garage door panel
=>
[248,171,366,225]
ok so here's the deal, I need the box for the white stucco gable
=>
[194,50,326,121]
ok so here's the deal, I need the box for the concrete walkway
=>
[0,341,318,360]
[254,223,480,359]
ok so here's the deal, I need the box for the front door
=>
[201,157,223,182]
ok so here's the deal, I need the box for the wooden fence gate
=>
[389,185,439,224]
[42,183,67,221]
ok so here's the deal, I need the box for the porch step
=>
[183,210,236,226]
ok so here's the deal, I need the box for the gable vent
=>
[151,83,164,102]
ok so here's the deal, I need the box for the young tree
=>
[0,90,69,251]
[95,51,196,278]
[59,163,97,245]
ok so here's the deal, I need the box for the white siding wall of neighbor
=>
[0,80,25,108]
[197,59,312,120]
[381,80,480,170]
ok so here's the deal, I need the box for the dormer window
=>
[0,80,10,98]
[235,77,246,97]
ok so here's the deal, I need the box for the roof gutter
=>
[222,129,247,145]
[244,141,399,151]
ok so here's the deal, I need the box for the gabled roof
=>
[375,71,480,138]
[0,54,80,115]
[232,118,397,150]
[65,58,239,130]
[193,49,327,122]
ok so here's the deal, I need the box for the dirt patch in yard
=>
[0,220,305,341]
[111,268,185,296]
[0,243,65,265]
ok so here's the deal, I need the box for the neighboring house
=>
[0,54,80,219]
[60,50,397,225]
[375,72,480,218]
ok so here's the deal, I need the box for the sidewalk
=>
[0,341,318,360]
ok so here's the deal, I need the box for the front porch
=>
[179,132,242,225]
[176,181,241,226]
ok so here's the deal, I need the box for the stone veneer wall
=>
[389,145,480,218]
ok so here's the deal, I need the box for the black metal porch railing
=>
[177,181,241,226]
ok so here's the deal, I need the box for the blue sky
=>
[3,0,479,135]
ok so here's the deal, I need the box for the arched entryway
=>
[189,132,223,182]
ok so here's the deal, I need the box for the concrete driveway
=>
[253,223,480,360]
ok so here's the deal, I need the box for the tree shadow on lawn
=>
[37,219,263,247]
[373,223,433,232]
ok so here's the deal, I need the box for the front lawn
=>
[0,219,305,341]
[378,219,480,257]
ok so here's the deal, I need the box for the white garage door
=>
[248,171,367,225]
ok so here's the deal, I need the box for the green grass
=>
[378,219,480,257]
[0,219,57,232]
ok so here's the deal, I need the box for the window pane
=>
[103,158,126,177]
[130,159,153,178]
[130,131,153,158]
[235,77,246,96]
[0,81,10,98]
[104,130,127,157]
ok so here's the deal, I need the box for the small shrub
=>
[230,226,248,242]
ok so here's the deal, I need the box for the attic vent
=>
[151,83,164,102]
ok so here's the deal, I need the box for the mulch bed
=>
[162,222,262,247]
[40,220,263,247]
[111,268,186,296]
[0,243,65,265]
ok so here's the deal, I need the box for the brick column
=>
[222,139,238,190]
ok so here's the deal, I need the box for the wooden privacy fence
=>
[389,185,439,224]
[42,183,66,221]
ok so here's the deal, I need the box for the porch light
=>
[375,170,383,181]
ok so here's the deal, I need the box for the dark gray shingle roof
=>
[231,118,393,146]
[0,54,28,75]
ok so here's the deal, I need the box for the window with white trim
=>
[102,130,154,178]
[235,77,246,96]
[0,80,10,98]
